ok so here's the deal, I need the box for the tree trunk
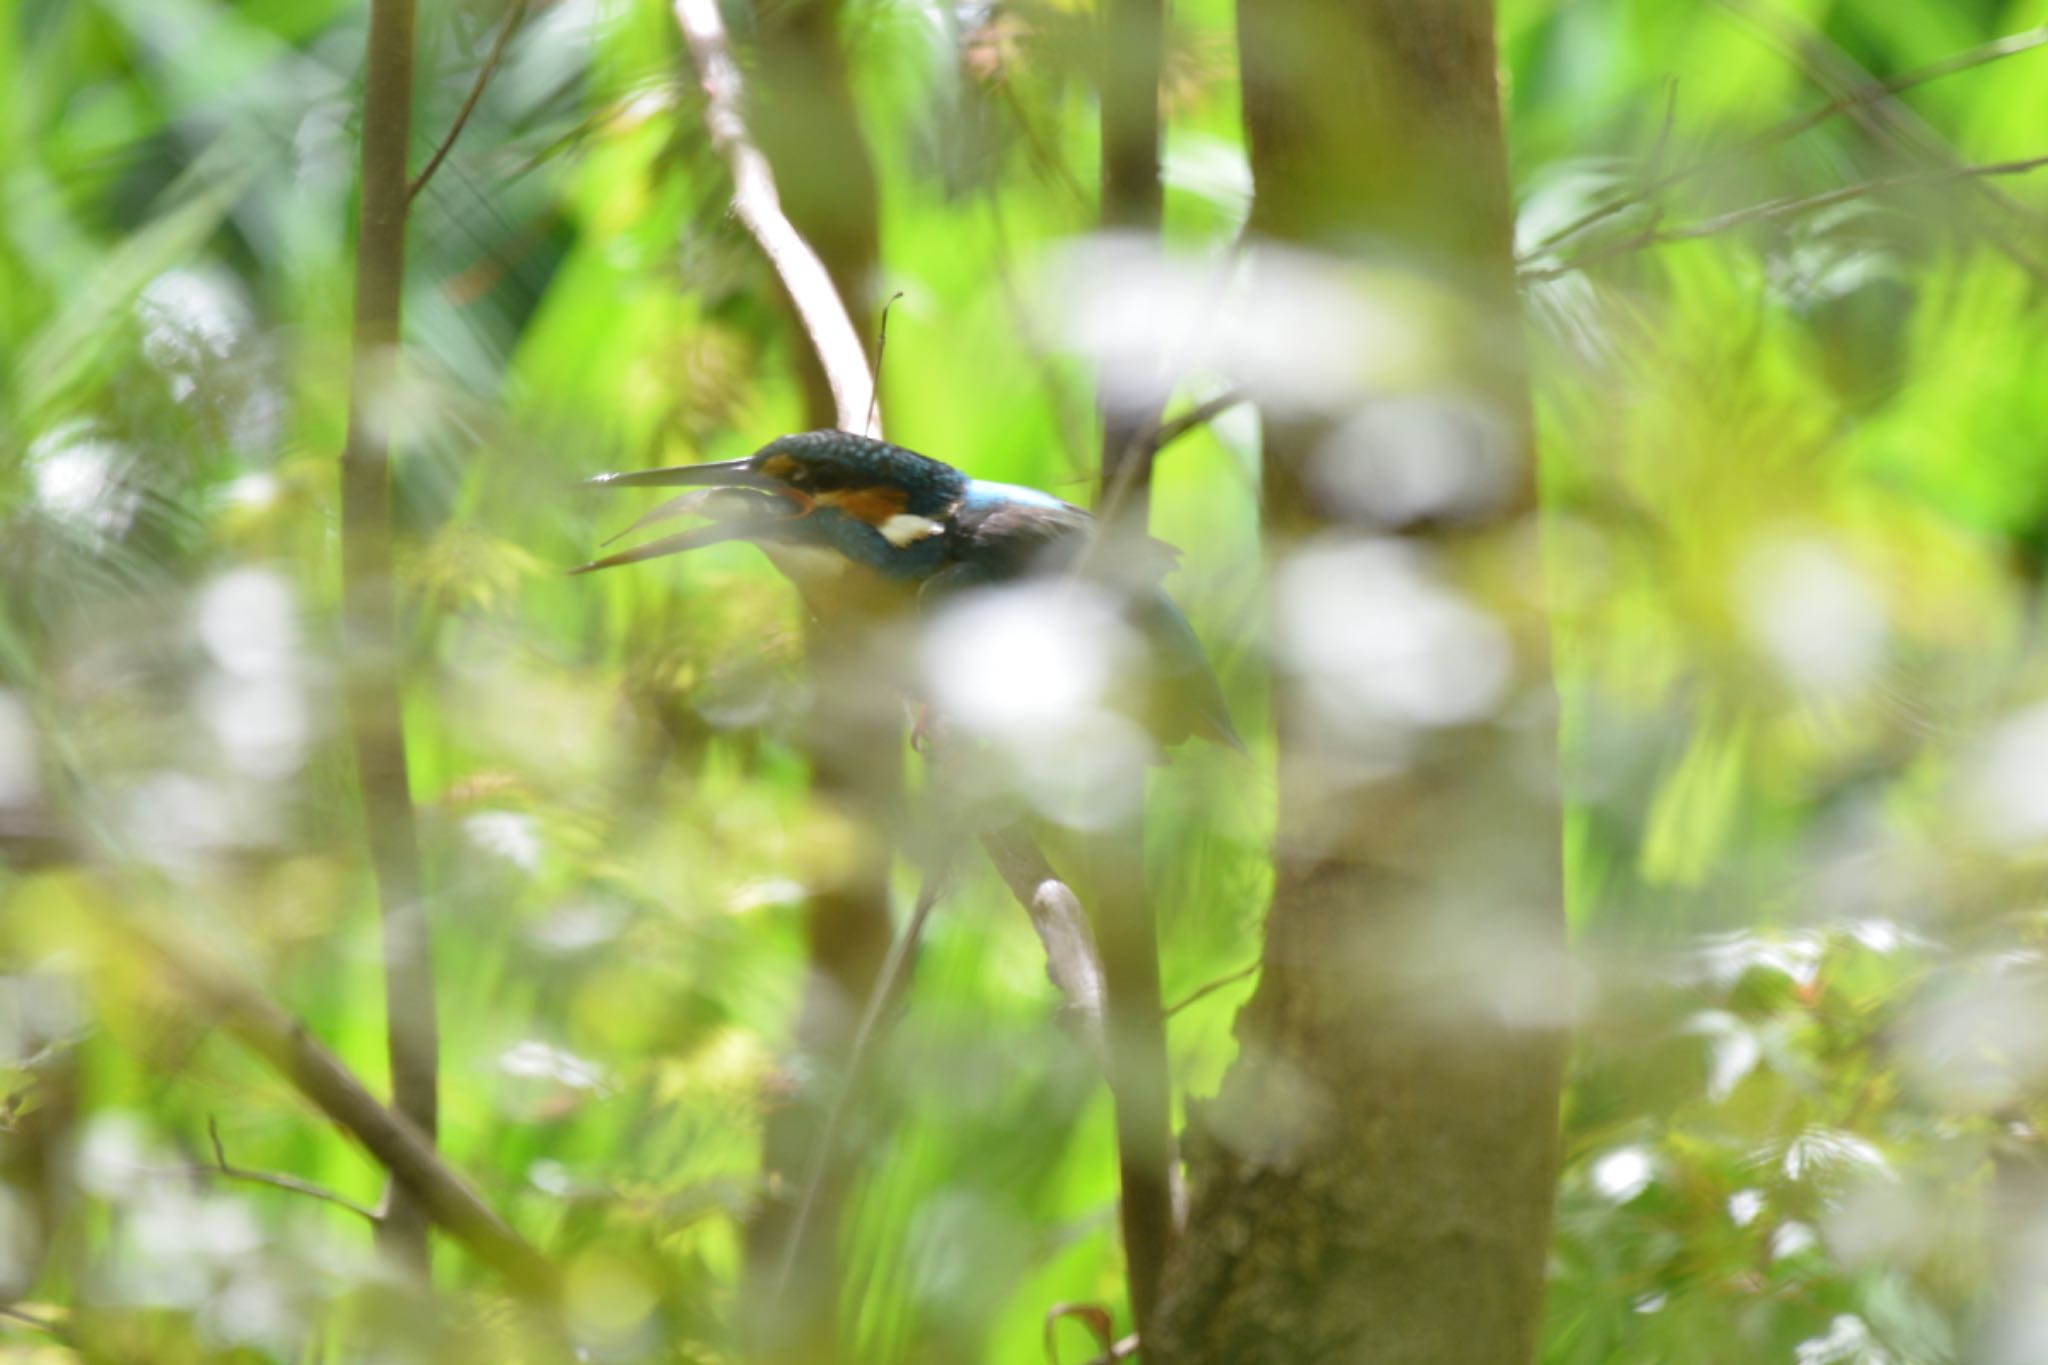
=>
[1151,4,1567,1362]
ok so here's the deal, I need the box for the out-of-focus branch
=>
[1525,152,2048,281]
[1093,0,1175,1337]
[342,0,438,1269]
[1163,960,1260,1019]
[670,0,876,433]
[190,1116,380,1224]
[408,0,531,203]
[1524,22,2048,261]
[1144,390,1246,461]
[139,924,558,1300]
[979,826,1109,1065]
[0,1305,70,1344]
[1711,0,2048,284]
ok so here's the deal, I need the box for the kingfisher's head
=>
[574,431,969,579]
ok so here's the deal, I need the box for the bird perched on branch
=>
[576,430,1241,752]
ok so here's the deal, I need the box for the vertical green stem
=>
[1098,0,1173,1340]
[342,0,437,1271]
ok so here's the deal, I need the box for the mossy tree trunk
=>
[1152,4,1567,1361]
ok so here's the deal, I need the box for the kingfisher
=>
[576,430,1242,752]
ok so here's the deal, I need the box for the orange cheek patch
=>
[817,485,908,527]
[760,453,799,480]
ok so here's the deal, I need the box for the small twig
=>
[0,1305,68,1342]
[1524,152,2048,281]
[1164,959,1261,1019]
[865,291,906,439]
[408,0,531,203]
[1143,390,1247,459]
[1709,0,2048,283]
[198,1116,381,1223]
[1524,22,2048,261]
[672,0,877,432]
[135,921,558,1300]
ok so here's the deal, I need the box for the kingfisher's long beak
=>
[573,467,806,575]
[583,457,786,493]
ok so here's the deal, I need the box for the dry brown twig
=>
[191,1116,381,1223]
[1525,152,2048,281]
[409,0,532,203]
[136,922,558,1300]
[1523,22,2048,263]
[671,0,877,433]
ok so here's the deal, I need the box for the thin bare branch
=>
[1144,390,1247,459]
[865,291,906,440]
[408,0,531,203]
[1524,152,2048,281]
[137,923,557,1300]
[1708,0,2048,283]
[194,1116,381,1223]
[671,0,877,432]
[1164,960,1261,1019]
[0,1305,69,1343]
[1525,23,2048,261]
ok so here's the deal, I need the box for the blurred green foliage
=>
[3,0,2047,1359]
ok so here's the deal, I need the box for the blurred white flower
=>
[1308,392,1516,527]
[1793,1312,1890,1364]
[0,691,41,809]
[1590,1146,1652,1203]
[1162,136,1252,224]
[1736,535,1888,696]
[201,673,310,781]
[126,771,266,869]
[27,421,140,537]
[1683,930,1824,992]
[1041,236,1423,418]
[919,584,1157,828]
[1963,703,2048,847]
[137,267,248,400]
[74,1112,155,1199]
[1772,1220,1820,1261]
[1781,1129,1893,1185]
[1898,970,2048,1113]
[197,568,300,680]
[921,583,1132,737]
[1682,1010,1761,1102]
[500,1040,609,1092]
[466,810,543,873]
[1273,537,1511,737]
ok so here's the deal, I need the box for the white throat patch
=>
[878,513,945,548]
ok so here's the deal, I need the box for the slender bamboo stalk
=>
[341,0,438,1270]
[1096,0,1175,1338]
